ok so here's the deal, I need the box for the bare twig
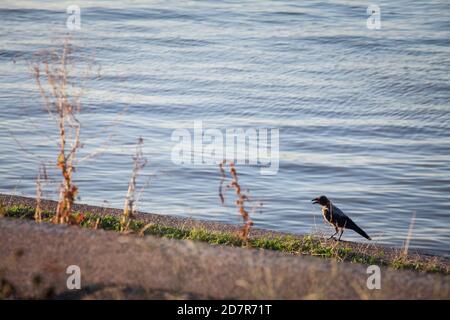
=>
[403,212,416,256]
[121,137,148,232]
[218,160,226,204]
[34,164,48,223]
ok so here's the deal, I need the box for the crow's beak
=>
[312,198,319,204]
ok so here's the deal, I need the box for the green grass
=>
[2,205,448,275]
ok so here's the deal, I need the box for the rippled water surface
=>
[0,1,449,256]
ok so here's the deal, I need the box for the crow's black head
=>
[312,195,330,206]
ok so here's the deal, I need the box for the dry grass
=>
[121,137,148,232]
[31,39,84,225]
[29,39,149,233]
[34,164,48,223]
[403,212,416,256]
[219,161,260,244]
[0,201,5,218]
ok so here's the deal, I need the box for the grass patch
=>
[2,205,448,275]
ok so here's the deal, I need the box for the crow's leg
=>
[338,228,344,241]
[328,227,339,240]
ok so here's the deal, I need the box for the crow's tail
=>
[346,219,371,240]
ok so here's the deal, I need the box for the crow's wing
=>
[331,205,371,240]
[330,204,347,221]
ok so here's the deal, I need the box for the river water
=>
[0,0,449,256]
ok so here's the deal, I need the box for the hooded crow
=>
[312,195,371,241]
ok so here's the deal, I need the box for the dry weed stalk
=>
[31,39,84,224]
[403,212,416,256]
[121,137,148,232]
[0,201,5,218]
[93,218,100,230]
[138,223,155,237]
[34,164,48,223]
[219,161,255,243]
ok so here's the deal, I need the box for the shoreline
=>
[0,193,290,239]
[1,193,448,275]
[0,193,449,299]
[0,193,446,257]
